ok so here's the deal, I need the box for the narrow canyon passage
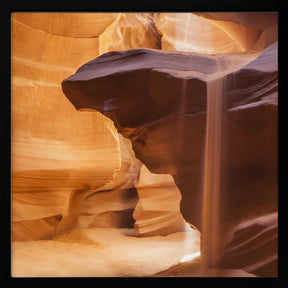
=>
[11,12,278,277]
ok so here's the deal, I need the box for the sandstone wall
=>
[12,14,278,277]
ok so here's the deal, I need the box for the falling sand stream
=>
[201,76,225,274]
[170,50,262,275]
[199,53,261,275]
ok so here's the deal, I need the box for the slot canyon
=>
[11,12,278,277]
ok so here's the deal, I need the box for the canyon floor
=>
[11,226,254,277]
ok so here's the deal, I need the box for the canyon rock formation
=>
[12,12,278,277]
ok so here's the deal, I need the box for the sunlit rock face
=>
[11,11,186,242]
[155,13,255,54]
[196,12,278,50]
[99,13,160,55]
[154,12,277,54]
[12,12,277,277]
[134,165,186,236]
[12,13,127,241]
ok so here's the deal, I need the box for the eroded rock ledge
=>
[62,43,278,276]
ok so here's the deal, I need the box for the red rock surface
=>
[12,12,278,277]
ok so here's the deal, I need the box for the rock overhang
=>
[62,42,277,129]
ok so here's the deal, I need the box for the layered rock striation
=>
[12,12,278,277]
